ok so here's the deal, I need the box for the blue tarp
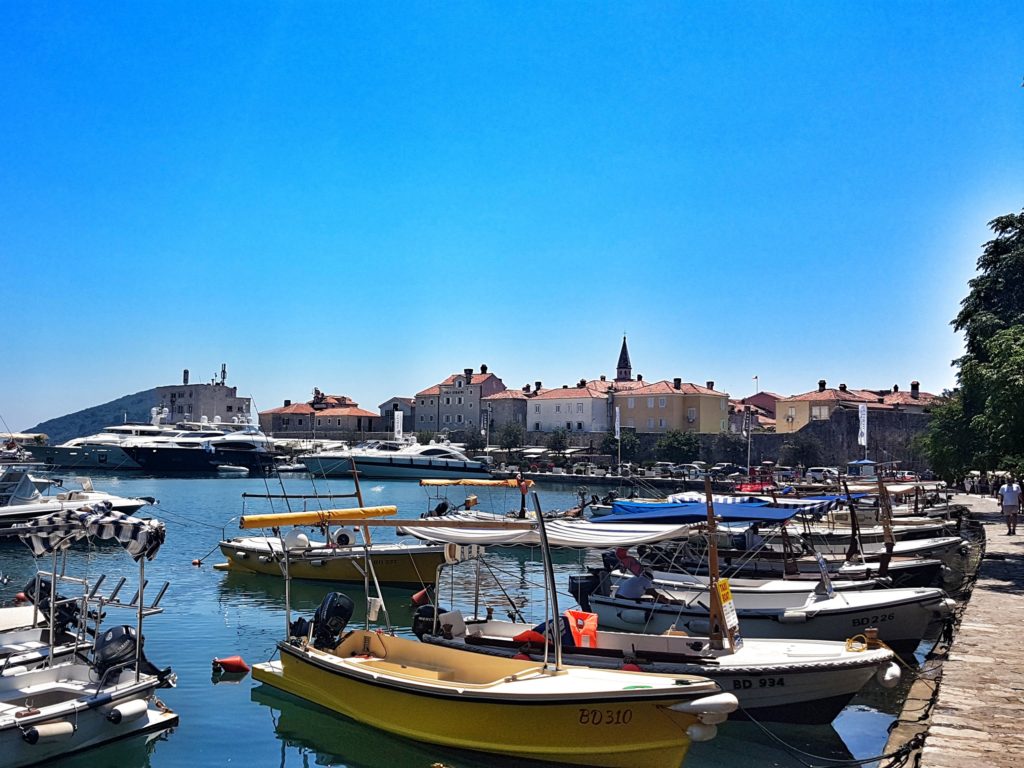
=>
[596,500,799,525]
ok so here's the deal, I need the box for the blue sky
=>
[2,3,1022,430]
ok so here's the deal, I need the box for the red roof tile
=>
[532,387,607,400]
[263,403,316,415]
[882,390,941,406]
[777,388,877,404]
[625,380,727,396]
[483,390,529,400]
[317,406,379,419]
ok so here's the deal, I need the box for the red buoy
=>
[621,663,642,672]
[410,587,432,607]
[192,559,202,567]
[212,655,250,674]
[513,652,532,660]
[14,592,27,604]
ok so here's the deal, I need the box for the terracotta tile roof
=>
[438,372,497,387]
[625,380,728,397]
[263,403,315,415]
[882,390,941,406]
[317,406,379,419]
[532,386,607,400]
[777,388,877,404]
[483,390,529,400]
[415,385,441,397]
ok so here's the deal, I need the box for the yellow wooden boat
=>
[254,626,735,768]
[217,505,447,586]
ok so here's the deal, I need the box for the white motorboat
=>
[0,470,155,535]
[1,507,178,767]
[417,611,899,725]
[299,437,490,479]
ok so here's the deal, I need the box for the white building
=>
[528,385,609,434]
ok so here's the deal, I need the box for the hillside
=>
[28,388,159,444]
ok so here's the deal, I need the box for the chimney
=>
[578,378,587,388]
[706,381,715,390]
[892,384,899,393]
[839,383,848,392]
[522,385,530,393]
[183,368,189,385]
[911,380,920,399]
[673,377,682,390]
[818,379,826,392]
[221,363,227,384]
[637,374,643,382]
[284,399,291,407]
[464,367,473,381]
[562,384,569,389]
[600,374,606,381]
[535,381,542,392]
[480,363,488,374]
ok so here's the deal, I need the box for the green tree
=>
[547,428,569,455]
[655,430,701,463]
[925,210,1024,478]
[463,430,486,452]
[416,431,435,445]
[497,422,525,451]
[600,430,640,461]
[711,433,746,465]
[778,433,822,467]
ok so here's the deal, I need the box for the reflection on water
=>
[49,725,176,768]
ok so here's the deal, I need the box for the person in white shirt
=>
[616,570,657,600]
[998,477,1021,535]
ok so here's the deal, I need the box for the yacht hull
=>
[122,446,274,474]
[26,444,142,471]
[301,455,490,479]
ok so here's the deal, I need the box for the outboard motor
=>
[310,592,354,650]
[568,573,600,613]
[411,604,448,640]
[95,625,139,676]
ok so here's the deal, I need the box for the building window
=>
[555,405,561,413]
[226,405,233,412]
[659,418,665,427]
[282,418,290,426]
[457,397,463,405]
[445,397,451,405]
[444,415,451,424]
[469,403,473,408]
[566,422,572,430]
[457,415,464,423]
[687,407,697,423]
[647,398,655,408]
[534,422,541,431]
[430,399,435,406]
[647,418,654,428]
[297,419,303,426]
[787,406,796,419]
[430,415,434,422]
[811,405,830,420]
[468,388,473,395]
[176,406,183,414]
[419,414,425,422]
[720,399,726,411]
[658,397,666,408]
[534,404,540,414]
[457,380,464,388]
[721,419,726,431]
[576,421,583,430]
[576,403,583,413]
[627,398,635,409]
[419,399,425,406]
[316,418,321,426]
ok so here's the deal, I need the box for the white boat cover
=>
[398,512,691,547]
[667,492,838,513]
[14,502,165,561]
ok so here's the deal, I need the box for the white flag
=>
[857,404,867,447]
[394,410,404,440]
[614,407,621,440]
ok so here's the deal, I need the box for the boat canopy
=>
[15,503,165,561]
[597,496,837,525]
[240,505,398,529]
[398,512,691,547]
[420,478,534,489]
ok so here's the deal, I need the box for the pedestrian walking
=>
[997,476,1021,535]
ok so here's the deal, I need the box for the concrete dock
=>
[901,494,1024,766]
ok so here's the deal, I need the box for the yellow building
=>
[613,378,728,434]
[775,380,879,434]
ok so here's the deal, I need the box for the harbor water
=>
[0,474,948,768]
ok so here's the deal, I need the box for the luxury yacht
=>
[299,438,490,479]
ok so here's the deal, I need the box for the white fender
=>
[104,698,149,724]
[22,721,75,744]
[686,722,718,742]
[283,530,310,550]
[877,661,901,688]
[670,692,739,714]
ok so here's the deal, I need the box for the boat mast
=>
[702,477,736,652]
[531,491,562,671]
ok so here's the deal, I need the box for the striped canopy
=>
[14,502,165,561]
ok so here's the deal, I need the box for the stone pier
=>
[905,494,1024,766]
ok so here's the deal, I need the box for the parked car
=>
[806,466,840,482]
[652,462,677,477]
[529,460,554,472]
[711,463,745,477]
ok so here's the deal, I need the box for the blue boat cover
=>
[597,500,799,525]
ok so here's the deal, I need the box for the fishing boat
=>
[1,507,178,767]
[414,481,900,724]
[250,502,739,768]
